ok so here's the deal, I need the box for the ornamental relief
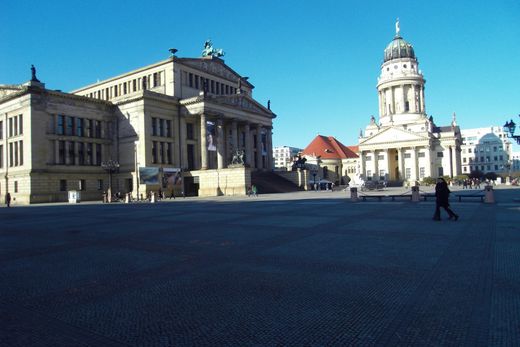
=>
[185,60,238,82]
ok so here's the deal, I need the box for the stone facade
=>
[0,49,275,204]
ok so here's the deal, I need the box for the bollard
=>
[484,185,495,203]
[350,187,358,202]
[411,186,420,202]
[151,192,156,203]
[125,193,130,204]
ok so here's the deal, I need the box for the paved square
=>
[1,189,519,346]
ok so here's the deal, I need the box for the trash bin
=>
[350,187,358,202]
[68,190,80,203]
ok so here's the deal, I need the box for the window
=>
[366,170,372,178]
[323,166,328,179]
[152,141,157,163]
[189,73,193,87]
[468,148,472,153]
[86,143,93,165]
[404,153,411,159]
[404,101,410,112]
[60,180,67,191]
[186,123,194,140]
[95,121,102,138]
[76,118,83,137]
[142,77,147,90]
[13,116,18,136]
[18,114,23,135]
[0,145,3,168]
[494,146,497,152]
[95,144,102,165]
[166,120,171,137]
[97,179,103,191]
[499,155,503,160]
[160,142,165,163]
[133,79,137,92]
[405,168,411,179]
[79,179,86,191]
[68,141,75,165]
[57,115,65,135]
[419,167,425,178]
[58,141,66,164]
[14,141,18,166]
[159,119,164,137]
[365,156,371,161]
[167,143,172,164]
[211,80,215,93]
[463,158,467,163]
[195,75,199,89]
[495,165,498,170]
[153,72,159,87]
[0,121,2,139]
[114,85,118,97]
[418,152,425,158]
[152,118,157,136]
[123,83,127,94]
[14,181,18,193]
[19,140,23,166]
[78,143,85,165]
[378,155,384,160]
[437,152,443,158]
[66,116,74,136]
[379,169,386,178]
[438,167,444,177]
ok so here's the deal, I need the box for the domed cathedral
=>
[357,20,462,183]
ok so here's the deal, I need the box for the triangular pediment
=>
[179,58,249,86]
[360,126,429,146]
[213,94,275,118]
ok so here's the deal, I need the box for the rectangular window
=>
[18,114,23,135]
[159,119,164,137]
[142,77,147,90]
[19,140,23,166]
[404,153,411,159]
[0,145,3,168]
[133,79,137,92]
[152,141,157,164]
[57,115,65,135]
[366,170,372,178]
[123,83,127,94]
[153,72,159,87]
[419,167,425,178]
[210,80,215,93]
[79,179,86,191]
[152,118,157,136]
[14,141,18,166]
[463,158,467,163]
[378,155,384,160]
[13,116,18,136]
[437,152,443,158]
[499,155,503,160]
[189,73,193,88]
[379,169,385,178]
[405,168,411,179]
[58,140,66,164]
[14,181,18,193]
[494,156,498,161]
[66,116,74,136]
[167,143,172,164]
[216,82,220,94]
[60,179,67,191]
[365,156,371,161]
[495,165,498,170]
[195,75,199,89]
[0,121,3,139]
[95,144,102,165]
[86,143,93,165]
[166,120,171,137]
[95,121,102,138]
[225,85,229,94]
[160,142,165,163]
[78,142,85,165]
[438,167,444,177]
[68,141,75,165]
[487,165,491,170]
[494,146,497,152]
[468,148,472,153]
[114,85,118,97]
[404,101,410,112]
[76,118,83,137]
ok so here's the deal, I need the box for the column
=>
[425,146,432,177]
[200,113,208,170]
[420,86,426,113]
[378,91,383,116]
[411,146,418,181]
[385,149,391,180]
[217,119,225,169]
[244,123,252,166]
[231,120,238,152]
[256,124,263,170]
[92,141,97,166]
[54,114,58,134]
[359,151,365,178]
[397,147,404,180]
[389,87,395,114]
[266,127,273,170]
[373,150,379,179]
[401,85,406,113]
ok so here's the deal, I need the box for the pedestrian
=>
[251,184,258,197]
[5,192,11,207]
[433,178,458,221]
[247,185,252,197]
[463,179,468,189]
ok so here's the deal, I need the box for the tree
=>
[469,170,484,179]
[484,172,497,181]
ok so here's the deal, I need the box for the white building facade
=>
[357,21,462,182]
[273,146,302,170]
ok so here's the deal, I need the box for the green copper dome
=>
[384,36,416,62]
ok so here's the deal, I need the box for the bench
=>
[360,195,412,202]
[360,195,384,202]
[455,194,485,202]
[388,194,413,201]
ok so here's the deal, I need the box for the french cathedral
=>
[357,21,462,182]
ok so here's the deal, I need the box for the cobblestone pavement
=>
[1,188,519,346]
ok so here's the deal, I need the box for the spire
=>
[451,112,457,127]
[395,18,400,37]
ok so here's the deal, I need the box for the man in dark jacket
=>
[433,178,459,221]
[5,192,11,208]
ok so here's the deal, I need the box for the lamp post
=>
[101,159,120,202]
[503,115,520,145]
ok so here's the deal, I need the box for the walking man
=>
[5,192,11,208]
[433,178,458,221]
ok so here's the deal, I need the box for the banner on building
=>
[139,167,160,185]
[162,168,182,188]
[207,121,217,151]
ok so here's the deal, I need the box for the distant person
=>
[252,185,258,197]
[433,178,458,221]
[5,192,11,207]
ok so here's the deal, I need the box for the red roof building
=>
[302,135,358,160]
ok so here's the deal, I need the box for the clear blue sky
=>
[2,1,519,149]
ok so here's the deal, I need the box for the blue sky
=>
[2,0,519,149]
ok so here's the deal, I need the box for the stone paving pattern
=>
[1,187,519,346]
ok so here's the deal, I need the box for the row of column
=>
[359,146,432,181]
[199,113,273,171]
[379,84,425,116]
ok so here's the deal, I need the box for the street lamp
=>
[101,159,120,202]
[503,116,520,144]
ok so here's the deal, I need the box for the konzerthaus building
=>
[0,41,276,204]
[358,21,462,182]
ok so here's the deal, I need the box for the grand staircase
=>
[251,171,302,194]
